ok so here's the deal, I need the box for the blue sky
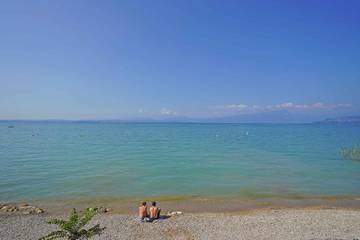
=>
[0,0,359,120]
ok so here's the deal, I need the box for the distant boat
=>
[8,126,15,128]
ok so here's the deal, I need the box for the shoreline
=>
[3,195,360,215]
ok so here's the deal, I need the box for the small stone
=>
[19,206,31,210]
[23,210,33,215]
[35,208,44,214]
[8,207,18,212]
[1,205,9,211]
[19,204,33,210]
[3,206,13,212]
[98,207,107,213]
[167,211,183,216]
[104,208,112,213]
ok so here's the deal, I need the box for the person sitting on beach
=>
[139,202,150,222]
[149,201,161,220]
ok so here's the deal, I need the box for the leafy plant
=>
[340,144,360,161]
[39,207,105,240]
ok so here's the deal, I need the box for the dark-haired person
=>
[138,202,150,222]
[149,201,161,220]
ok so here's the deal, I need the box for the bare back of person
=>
[149,206,158,218]
[139,202,148,219]
[149,202,160,219]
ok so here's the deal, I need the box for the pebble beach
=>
[1,208,360,240]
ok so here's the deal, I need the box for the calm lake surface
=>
[1,122,360,202]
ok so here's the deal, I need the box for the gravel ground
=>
[1,209,360,240]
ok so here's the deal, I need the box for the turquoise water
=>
[1,122,360,202]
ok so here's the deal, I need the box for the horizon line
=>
[0,118,357,124]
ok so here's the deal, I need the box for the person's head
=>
[152,201,156,207]
[141,201,146,206]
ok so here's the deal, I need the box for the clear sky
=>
[1,0,359,120]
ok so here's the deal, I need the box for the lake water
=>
[1,121,360,202]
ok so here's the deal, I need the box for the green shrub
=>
[340,144,360,161]
[39,207,105,240]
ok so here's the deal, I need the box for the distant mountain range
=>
[2,112,360,124]
[181,111,360,124]
[122,111,360,124]
[316,116,360,124]
[111,110,313,123]
[202,110,306,123]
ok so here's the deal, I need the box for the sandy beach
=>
[1,204,360,240]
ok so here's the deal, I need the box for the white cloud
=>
[213,102,351,114]
[160,108,177,116]
[273,102,351,110]
[219,104,258,113]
